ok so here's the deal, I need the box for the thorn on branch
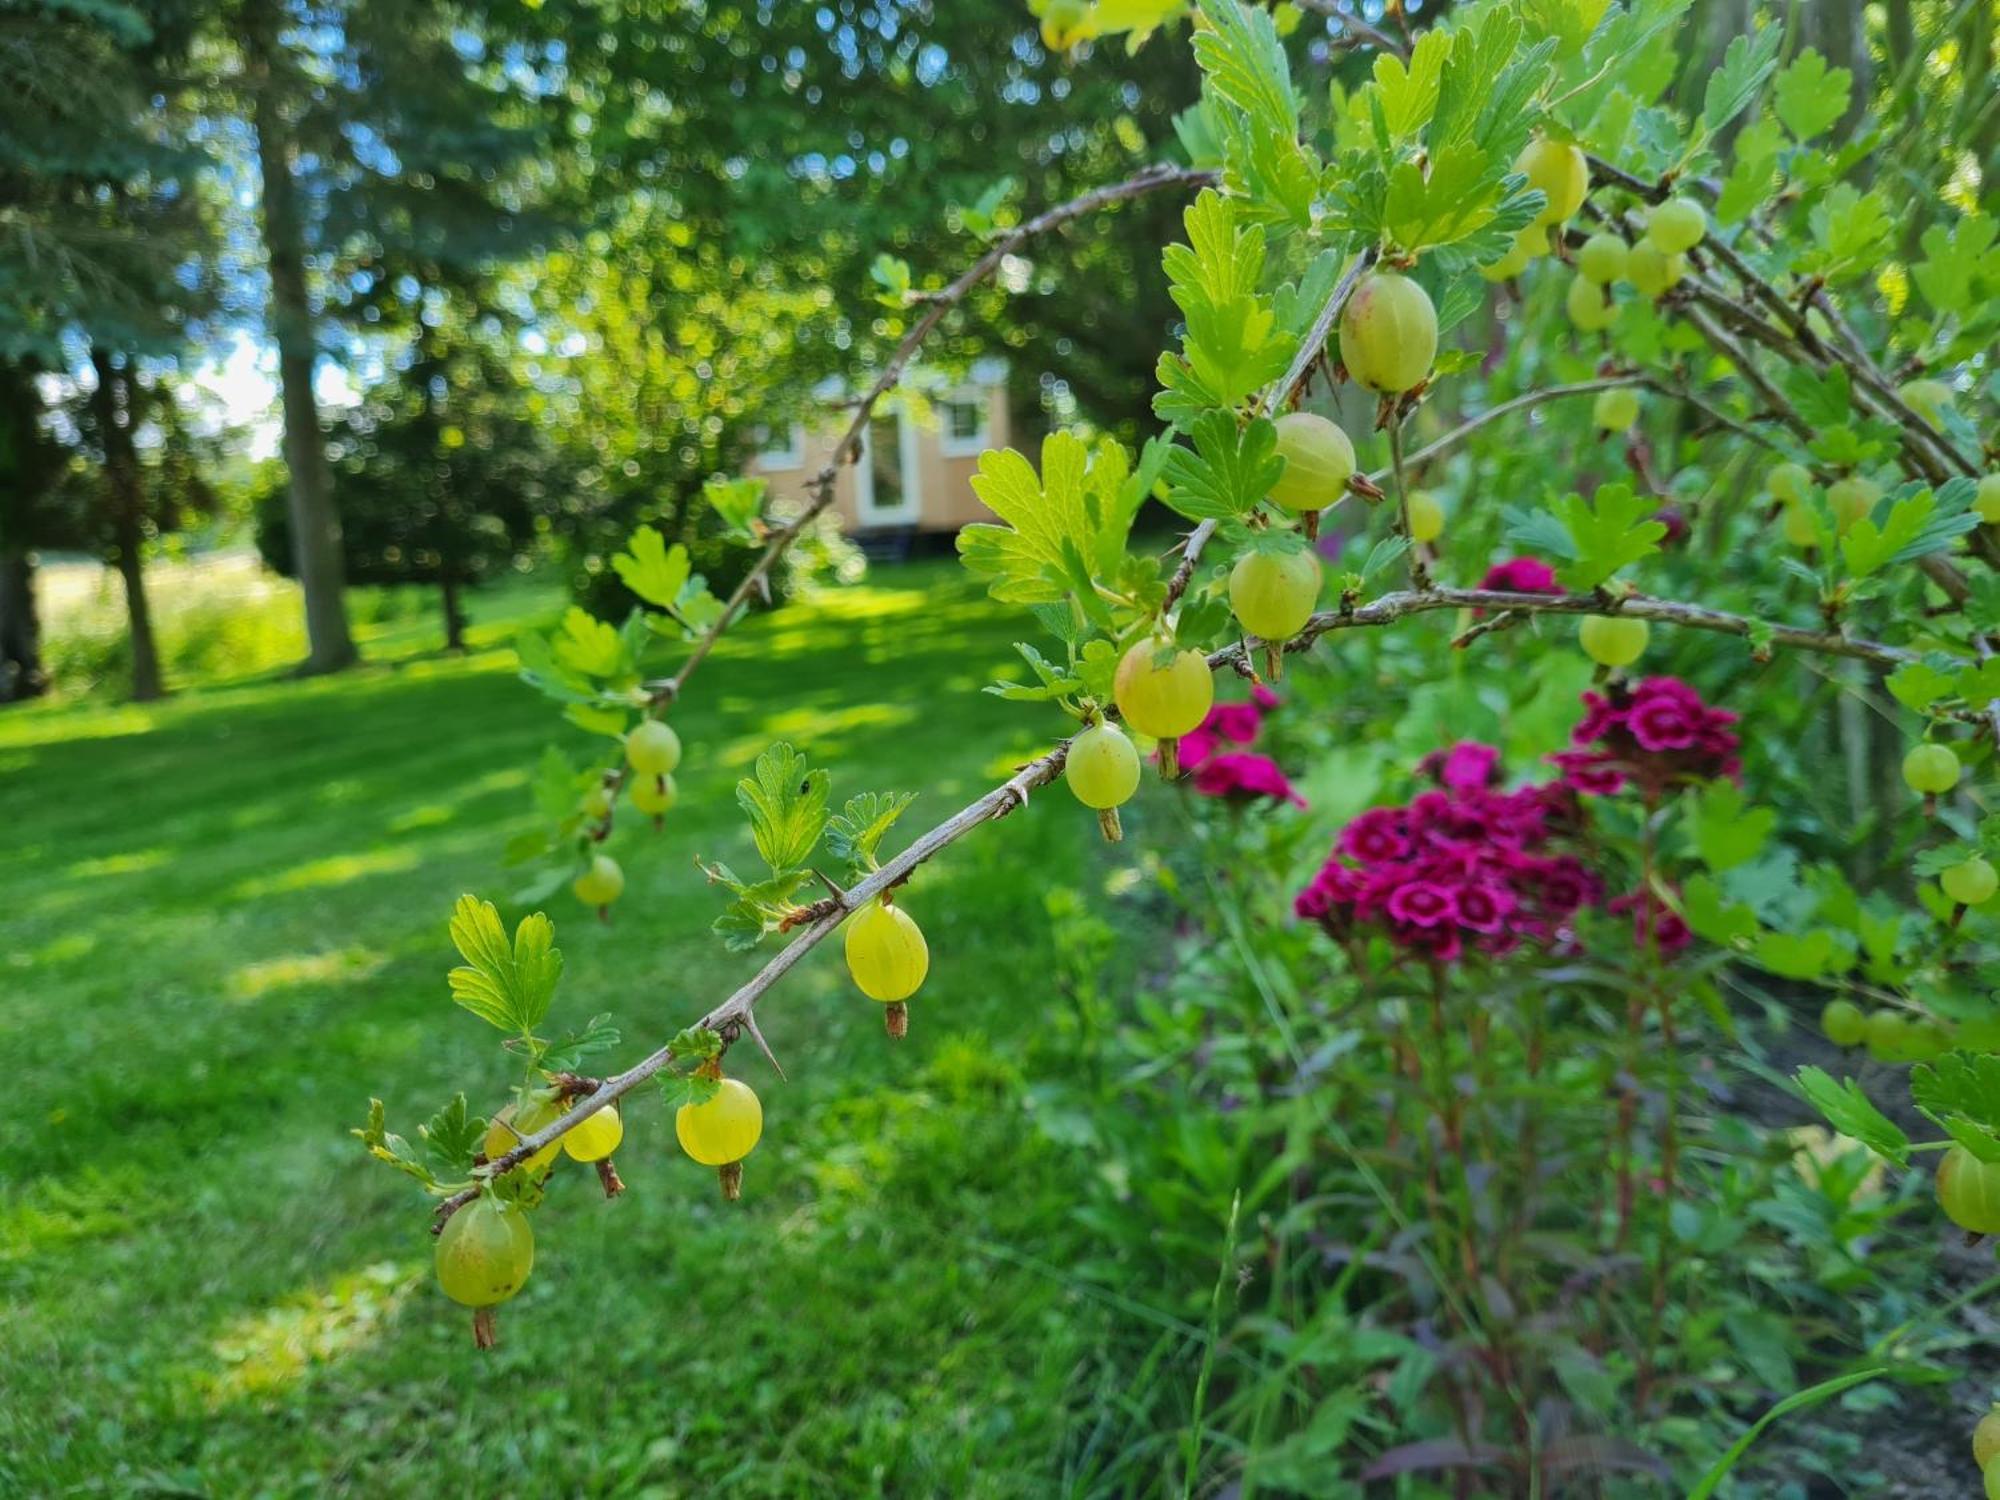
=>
[741,1009,787,1081]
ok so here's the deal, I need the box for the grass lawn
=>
[0,562,1165,1498]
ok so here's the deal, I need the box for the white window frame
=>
[752,421,806,472]
[854,407,922,526]
[936,386,991,458]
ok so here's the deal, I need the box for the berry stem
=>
[718,1161,743,1201]
[884,1000,909,1040]
[595,1158,625,1198]
[472,1307,497,1350]
[1158,736,1181,780]
[1097,808,1123,842]
[1387,417,1431,592]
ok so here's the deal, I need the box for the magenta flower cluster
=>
[1550,676,1740,799]
[1294,740,1598,964]
[1177,686,1308,807]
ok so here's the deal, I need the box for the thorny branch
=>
[449,165,2000,1218]
[641,162,1219,707]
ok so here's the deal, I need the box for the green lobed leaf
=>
[1772,48,1850,142]
[421,1094,483,1177]
[445,894,564,1035]
[539,1013,622,1075]
[1545,485,1664,590]
[826,791,919,869]
[1190,0,1298,139]
[1161,412,1285,522]
[1686,780,1774,873]
[736,741,830,876]
[1793,1068,1910,1166]
[1702,26,1779,133]
[611,526,693,610]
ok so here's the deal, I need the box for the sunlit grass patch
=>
[201,1262,420,1410]
[225,947,389,1002]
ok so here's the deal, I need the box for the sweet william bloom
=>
[1479,557,1561,594]
[1192,751,1308,807]
[1209,703,1263,744]
[1298,741,1607,967]
[1563,676,1741,792]
[1612,889,1694,954]
[1387,881,1455,928]
[1339,807,1411,864]
[1419,741,1500,793]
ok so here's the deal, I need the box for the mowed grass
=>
[0,563,1157,1498]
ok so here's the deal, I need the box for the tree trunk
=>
[243,0,357,676]
[440,563,466,652]
[89,350,164,702]
[0,546,44,703]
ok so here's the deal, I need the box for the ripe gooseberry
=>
[630,772,677,816]
[1592,387,1640,431]
[1576,232,1628,284]
[676,1075,762,1198]
[436,1194,535,1346]
[1229,546,1321,643]
[1338,271,1438,395]
[572,852,624,910]
[1900,378,1953,427]
[1780,502,1818,549]
[1943,856,1998,908]
[1826,476,1879,534]
[1863,1008,1908,1061]
[1114,637,1214,776]
[1513,136,1587,227]
[1578,615,1648,668]
[1479,225,1541,282]
[1819,998,1866,1048]
[1987,1458,2000,1500]
[1267,411,1356,514]
[1903,742,1961,795]
[1767,462,1811,506]
[1407,490,1444,544]
[626,719,682,776]
[562,1102,623,1163]
[1625,241,1684,298]
[1065,720,1141,842]
[1976,475,2000,524]
[1907,1021,1953,1061]
[1974,1408,2000,1470]
[1643,196,1706,254]
[581,785,613,821]
[1938,1144,2000,1235]
[485,1090,565,1176]
[1565,274,1616,333]
[845,896,929,1036]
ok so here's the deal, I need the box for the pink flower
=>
[1419,741,1501,794]
[1251,685,1281,711]
[1209,703,1263,744]
[1340,807,1411,864]
[1479,557,1560,594]
[1628,696,1701,752]
[1567,676,1740,792]
[1191,751,1307,807]
[1612,889,1693,954]
[1451,881,1515,933]
[1298,744,1612,967]
[1550,750,1627,797]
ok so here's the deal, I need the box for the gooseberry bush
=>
[358,0,2000,1487]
